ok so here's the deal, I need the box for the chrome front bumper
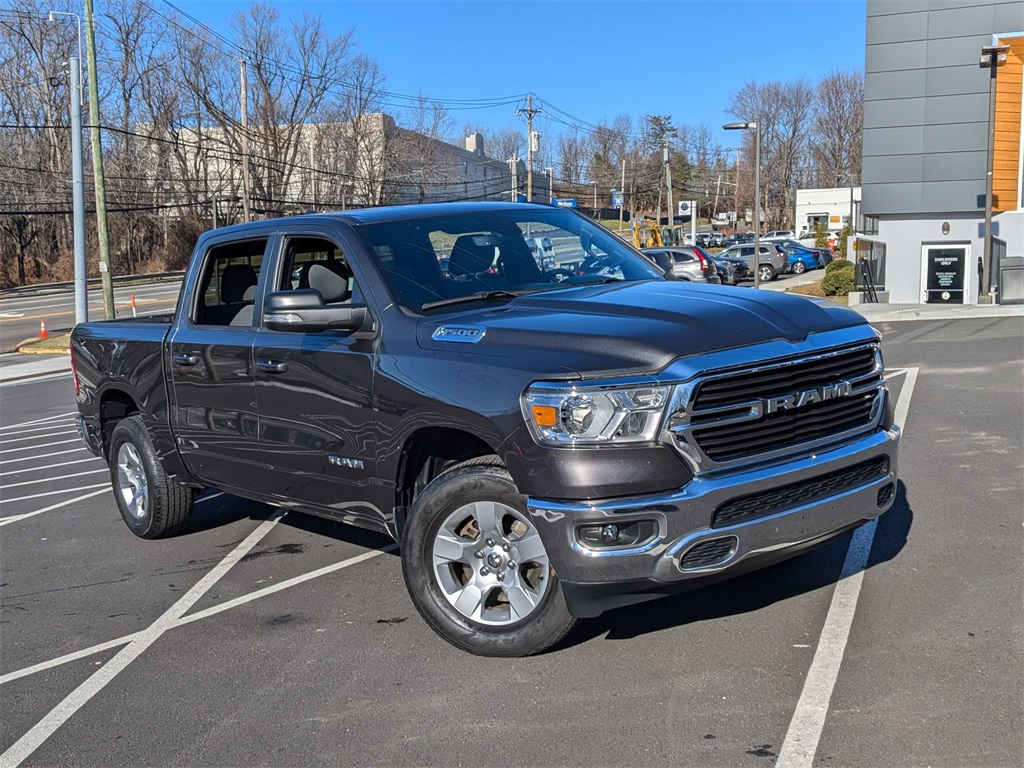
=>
[526,425,900,592]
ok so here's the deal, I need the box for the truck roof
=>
[209,201,554,237]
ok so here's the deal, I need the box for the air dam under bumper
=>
[526,425,900,618]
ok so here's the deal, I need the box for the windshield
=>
[352,207,663,313]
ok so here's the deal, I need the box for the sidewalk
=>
[0,354,72,383]
[849,302,1024,323]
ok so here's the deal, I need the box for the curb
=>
[14,335,72,355]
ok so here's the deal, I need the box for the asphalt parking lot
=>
[1,316,1021,767]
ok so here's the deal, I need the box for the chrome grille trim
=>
[664,342,886,474]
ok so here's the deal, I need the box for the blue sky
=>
[170,0,867,147]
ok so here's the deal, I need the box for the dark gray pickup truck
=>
[71,202,901,656]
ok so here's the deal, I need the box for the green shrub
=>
[822,258,855,296]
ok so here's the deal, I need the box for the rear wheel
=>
[109,415,194,539]
[401,458,576,656]
[792,261,807,275]
[758,264,777,282]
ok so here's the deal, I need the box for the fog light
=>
[577,520,657,551]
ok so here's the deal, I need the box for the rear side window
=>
[192,239,268,326]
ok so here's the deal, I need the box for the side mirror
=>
[263,289,366,332]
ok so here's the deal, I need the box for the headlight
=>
[522,384,669,446]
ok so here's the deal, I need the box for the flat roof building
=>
[861,0,1023,304]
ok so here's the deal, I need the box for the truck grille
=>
[711,457,889,529]
[669,344,884,469]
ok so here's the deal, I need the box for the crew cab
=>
[71,202,900,657]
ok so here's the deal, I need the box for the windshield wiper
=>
[420,290,522,311]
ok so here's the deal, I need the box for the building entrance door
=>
[922,245,968,304]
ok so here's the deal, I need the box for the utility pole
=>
[84,0,114,319]
[664,139,674,234]
[516,95,540,202]
[980,43,1008,302]
[69,57,87,325]
[618,159,626,231]
[239,58,252,222]
[713,174,722,221]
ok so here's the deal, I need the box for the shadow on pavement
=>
[557,480,913,650]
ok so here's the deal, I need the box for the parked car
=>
[69,200,901,656]
[695,232,712,247]
[710,254,753,283]
[718,242,790,282]
[763,230,797,241]
[775,240,832,269]
[781,245,822,274]
[641,246,720,284]
[709,232,726,248]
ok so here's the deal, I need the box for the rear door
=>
[169,235,273,490]
[251,232,380,520]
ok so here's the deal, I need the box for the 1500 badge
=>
[432,325,486,343]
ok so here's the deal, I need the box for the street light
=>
[979,43,1009,303]
[724,121,761,288]
[48,10,87,324]
[47,10,82,93]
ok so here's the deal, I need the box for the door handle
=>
[255,360,288,374]
[173,352,199,366]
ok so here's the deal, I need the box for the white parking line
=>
[0,446,89,466]
[0,487,109,528]
[0,511,285,768]
[0,457,99,477]
[776,367,918,767]
[0,422,75,438]
[0,543,396,687]
[0,413,73,432]
[0,439,80,455]
[2,468,107,490]
[0,429,77,445]
[0,483,109,505]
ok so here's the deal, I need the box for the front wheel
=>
[792,261,807,275]
[401,458,576,656]
[758,264,777,282]
[109,415,194,539]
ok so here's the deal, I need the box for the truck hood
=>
[416,280,866,378]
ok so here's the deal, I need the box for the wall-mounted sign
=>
[552,198,577,208]
[925,247,965,304]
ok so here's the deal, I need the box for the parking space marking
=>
[0,457,99,477]
[2,468,107,490]
[0,423,77,437]
[0,439,80,455]
[777,367,918,768]
[0,413,73,431]
[0,482,109,506]
[0,430,77,445]
[0,543,397,687]
[0,487,110,528]
[0,447,89,466]
[0,510,286,768]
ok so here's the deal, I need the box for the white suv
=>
[763,230,797,241]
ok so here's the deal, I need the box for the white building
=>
[794,187,862,237]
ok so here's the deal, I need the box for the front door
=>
[922,245,967,304]
[169,236,271,489]
[252,235,380,521]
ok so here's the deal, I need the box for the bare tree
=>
[809,69,863,187]
[728,79,814,229]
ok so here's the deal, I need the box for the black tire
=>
[758,263,777,282]
[108,415,194,539]
[401,457,576,657]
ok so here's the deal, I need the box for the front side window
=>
[278,237,359,305]
[353,208,662,313]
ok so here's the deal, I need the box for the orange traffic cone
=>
[39,320,48,340]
